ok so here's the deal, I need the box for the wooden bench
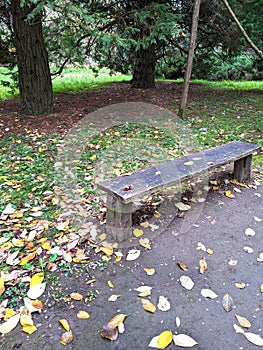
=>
[97,141,261,241]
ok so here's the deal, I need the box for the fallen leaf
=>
[206,248,213,255]
[225,190,235,199]
[86,279,96,285]
[158,295,171,312]
[23,298,43,313]
[4,308,16,321]
[0,313,20,334]
[60,330,74,345]
[134,286,152,297]
[235,283,246,289]
[222,293,233,312]
[59,319,70,332]
[100,247,113,256]
[100,324,118,341]
[235,315,251,328]
[175,202,191,211]
[173,333,198,347]
[141,298,156,313]
[233,187,241,193]
[70,292,83,301]
[148,335,159,348]
[77,310,90,319]
[228,259,238,266]
[201,289,218,299]
[243,332,263,346]
[199,258,207,274]
[0,278,5,295]
[260,283,263,293]
[108,294,121,302]
[177,261,188,271]
[20,308,37,335]
[30,272,44,288]
[133,228,144,237]
[118,322,125,334]
[27,283,46,300]
[184,161,194,166]
[233,323,244,334]
[108,314,127,328]
[179,276,194,290]
[253,216,262,222]
[126,249,140,261]
[144,268,155,276]
[176,317,181,328]
[243,246,253,253]
[245,228,255,237]
[257,253,263,262]
[157,330,173,349]
[140,220,150,228]
[139,238,151,249]
[107,280,114,288]
[196,242,206,251]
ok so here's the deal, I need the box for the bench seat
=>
[97,141,261,241]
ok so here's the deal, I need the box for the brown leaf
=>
[60,331,74,345]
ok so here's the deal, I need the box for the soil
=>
[0,82,263,350]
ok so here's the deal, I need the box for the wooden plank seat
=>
[97,141,261,241]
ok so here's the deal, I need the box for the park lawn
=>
[0,73,262,309]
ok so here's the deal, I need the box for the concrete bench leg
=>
[234,155,252,182]
[106,195,133,242]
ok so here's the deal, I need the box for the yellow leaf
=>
[19,251,37,265]
[236,315,251,328]
[222,293,233,312]
[22,325,37,334]
[59,319,70,331]
[133,228,144,238]
[260,283,263,293]
[100,247,113,256]
[235,282,246,289]
[42,241,51,250]
[158,330,173,349]
[108,294,121,302]
[108,280,114,288]
[0,278,5,295]
[108,314,127,328]
[144,268,155,276]
[199,258,207,274]
[141,299,156,313]
[4,308,16,321]
[60,331,74,345]
[20,308,37,334]
[225,190,235,199]
[0,313,20,334]
[77,310,90,319]
[140,221,150,228]
[70,292,83,301]
[99,233,106,241]
[30,272,44,288]
[86,279,96,285]
[177,261,188,271]
[139,238,151,249]
[184,161,194,166]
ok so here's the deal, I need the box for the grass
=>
[0,68,262,308]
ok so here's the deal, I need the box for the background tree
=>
[11,0,53,115]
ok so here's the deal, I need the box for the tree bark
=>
[11,0,53,115]
[131,44,156,89]
[221,0,263,60]
[178,0,201,119]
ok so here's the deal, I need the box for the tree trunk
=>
[178,0,201,119]
[11,0,53,115]
[131,44,156,89]
[221,0,263,60]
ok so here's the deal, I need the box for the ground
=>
[0,82,263,349]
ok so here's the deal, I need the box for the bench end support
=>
[234,155,252,182]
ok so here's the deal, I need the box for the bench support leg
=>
[234,155,252,182]
[105,195,133,242]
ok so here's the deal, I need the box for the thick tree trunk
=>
[131,44,156,89]
[11,0,53,115]
[179,0,201,119]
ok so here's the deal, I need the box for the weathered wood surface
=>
[97,141,261,203]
